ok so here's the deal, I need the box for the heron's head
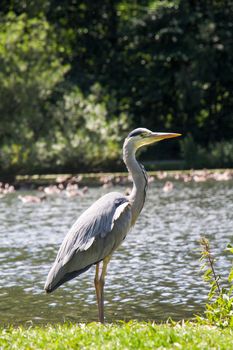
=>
[125,127,181,150]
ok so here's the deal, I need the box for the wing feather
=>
[44,192,132,293]
[56,192,131,266]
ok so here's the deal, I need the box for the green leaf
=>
[228,269,233,283]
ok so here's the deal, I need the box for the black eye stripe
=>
[128,130,143,138]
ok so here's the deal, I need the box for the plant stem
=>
[200,237,221,295]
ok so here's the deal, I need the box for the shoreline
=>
[14,168,233,188]
[0,169,232,194]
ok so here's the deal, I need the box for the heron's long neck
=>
[123,141,148,225]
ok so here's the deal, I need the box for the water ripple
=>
[0,181,232,325]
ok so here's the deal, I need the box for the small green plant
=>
[197,237,233,328]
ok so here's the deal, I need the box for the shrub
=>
[197,238,233,328]
[33,84,130,172]
[0,12,69,174]
[181,135,233,169]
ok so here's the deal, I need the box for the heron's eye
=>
[141,132,149,138]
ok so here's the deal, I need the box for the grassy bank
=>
[1,322,233,350]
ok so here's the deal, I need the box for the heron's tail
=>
[44,261,92,293]
[44,260,66,293]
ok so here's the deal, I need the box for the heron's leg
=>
[94,263,103,323]
[94,255,111,324]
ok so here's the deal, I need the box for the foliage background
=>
[0,0,232,174]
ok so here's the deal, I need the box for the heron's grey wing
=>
[56,192,130,264]
[44,192,132,292]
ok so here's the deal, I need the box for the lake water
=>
[0,180,233,325]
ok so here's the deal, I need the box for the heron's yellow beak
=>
[149,132,182,143]
[135,131,182,149]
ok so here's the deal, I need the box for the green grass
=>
[1,322,233,350]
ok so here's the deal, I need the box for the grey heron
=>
[44,128,181,323]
